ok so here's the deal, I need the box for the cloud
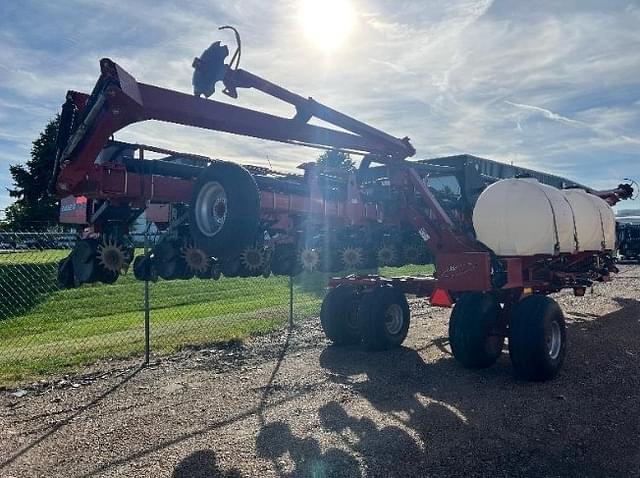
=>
[0,0,639,218]
[504,100,585,127]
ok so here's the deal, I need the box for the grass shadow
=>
[0,261,59,321]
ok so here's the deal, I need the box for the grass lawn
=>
[0,249,433,386]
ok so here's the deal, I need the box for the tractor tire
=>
[448,292,504,369]
[189,162,260,259]
[509,295,566,381]
[320,286,361,346]
[358,286,410,351]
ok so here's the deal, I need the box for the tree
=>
[4,117,60,230]
[315,149,355,172]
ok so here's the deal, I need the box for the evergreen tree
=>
[5,117,60,230]
[316,149,355,172]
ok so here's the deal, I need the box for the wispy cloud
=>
[504,101,585,127]
[0,0,639,218]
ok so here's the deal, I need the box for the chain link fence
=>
[0,230,433,387]
[0,231,328,387]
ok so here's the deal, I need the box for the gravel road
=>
[1,265,639,477]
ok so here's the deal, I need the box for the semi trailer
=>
[50,29,634,381]
[617,220,640,262]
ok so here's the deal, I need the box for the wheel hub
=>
[195,181,228,237]
[547,321,562,360]
[384,303,404,335]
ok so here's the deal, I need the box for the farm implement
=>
[51,29,634,380]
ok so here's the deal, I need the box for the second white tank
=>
[472,178,615,256]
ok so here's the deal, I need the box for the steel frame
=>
[52,58,631,302]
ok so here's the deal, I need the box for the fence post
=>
[143,224,151,365]
[288,275,294,330]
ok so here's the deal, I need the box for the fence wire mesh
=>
[0,231,329,386]
[0,232,147,385]
[0,230,432,387]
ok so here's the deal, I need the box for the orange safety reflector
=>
[430,288,453,308]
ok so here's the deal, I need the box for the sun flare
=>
[300,0,356,50]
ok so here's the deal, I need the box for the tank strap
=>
[595,206,606,250]
[538,187,560,254]
[561,194,579,252]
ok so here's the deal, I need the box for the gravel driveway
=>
[1,265,639,477]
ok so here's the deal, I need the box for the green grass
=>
[0,249,433,386]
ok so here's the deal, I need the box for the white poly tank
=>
[472,178,577,256]
[592,195,616,250]
[564,189,615,251]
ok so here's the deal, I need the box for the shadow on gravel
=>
[257,422,361,477]
[317,346,469,475]
[304,296,640,477]
[12,296,638,477]
[173,449,241,478]
[0,366,143,472]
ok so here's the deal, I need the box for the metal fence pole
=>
[143,224,151,365]
[288,275,294,330]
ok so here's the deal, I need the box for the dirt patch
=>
[1,265,639,477]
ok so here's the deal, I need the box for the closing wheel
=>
[509,295,567,381]
[271,244,301,277]
[320,286,361,346]
[133,255,157,282]
[57,257,75,289]
[189,162,260,258]
[358,286,410,351]
[448,292,504,369]
[71,239,100,285]
[154,241,192,280]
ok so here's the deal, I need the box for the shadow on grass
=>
[0,261,59,321]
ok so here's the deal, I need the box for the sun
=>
[300,0,356,51]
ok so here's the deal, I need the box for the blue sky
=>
[1,0,639,218]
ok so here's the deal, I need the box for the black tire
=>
[71,239,100,285]
[98,267,119,284]
[133,255,156,282]
[509,295,566,381]
[189,162,260,258]
[271,244,301,276]
[57,257,75,289]
[220,257,242,278]
[449,293,504,369]
[358,286,410,350]
[320,286,361,346]
[154,240,189,280]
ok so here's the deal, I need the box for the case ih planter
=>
[50,29,633,380]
